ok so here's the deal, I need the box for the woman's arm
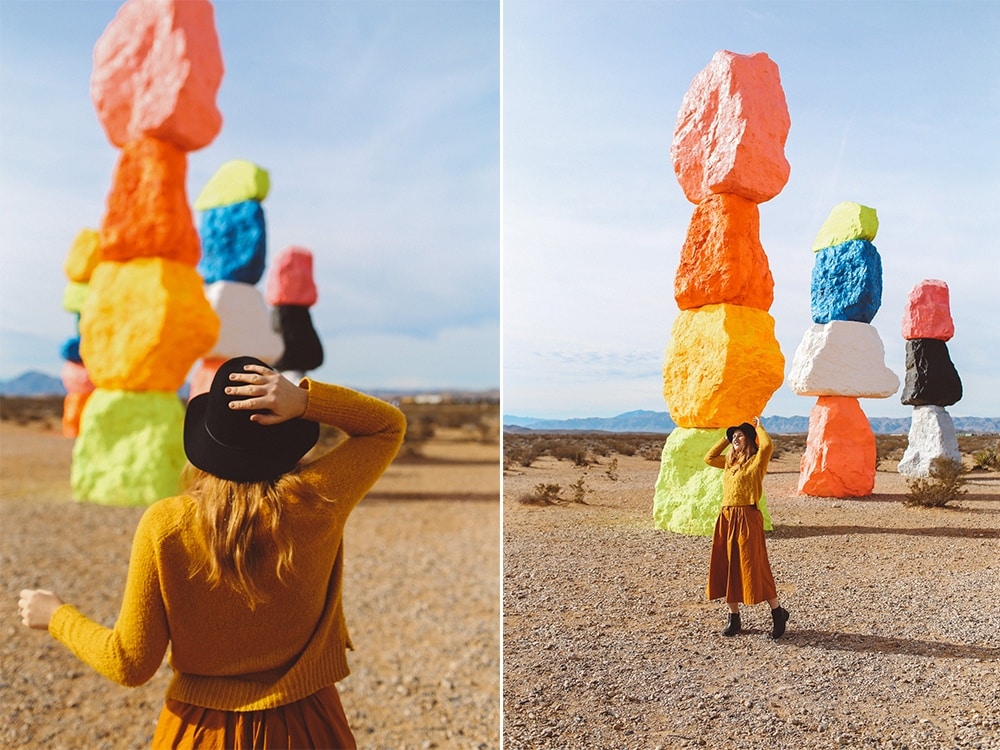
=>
[704,437,729,469]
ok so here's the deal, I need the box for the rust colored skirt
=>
[706,504,777,605]
[151,684,356,750]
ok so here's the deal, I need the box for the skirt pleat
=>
[706,504,777,606]
[152,684,357,750]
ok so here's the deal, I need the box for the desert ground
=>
[503,431,1000,750]
[0,397,500,750]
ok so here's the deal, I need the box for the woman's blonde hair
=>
[182,463,322,608]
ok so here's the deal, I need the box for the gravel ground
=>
[503,450,1000,750]
[1,422,500,750]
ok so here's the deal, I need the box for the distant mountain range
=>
[0,371,65,396]
[504,409,1000,435]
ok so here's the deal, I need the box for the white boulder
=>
[788,321,899,397]
[897,405,962,477]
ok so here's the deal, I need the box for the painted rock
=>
[797,396,876,497]
[810,240,882,324]
[60,336,83,365]
[71,388,186,505]
[197,200,267,285]
[64,229,101,283]
[61,360,95,395]
[63,282,89,314]
[101,137,201,266]
[897,405,961,477]
[653,427,772,535]
[671,50,790,204]
[194,160,270,210]
[90,0,223,151]
[901,279,954,341]
[271,306,324,373]
[80,258,219,391]
[662,304,785,428]
[901,338,962,406]
[62,392,90,439]
[788,321,899,397]
[203,281,284,362]
[811,202,878,252]
[674,193,774,311]
[266,246,319,307]
[188,357,225,399]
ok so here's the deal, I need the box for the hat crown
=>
[204,356,271,449]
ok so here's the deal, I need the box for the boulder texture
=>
[266,246,320,307]
[652,427,772,535]
[663,304,785,429]
[673,193,774,312]
[61,232,99,436]
[64,229,101,283]
[194,159,270,210]
[901,338,962,406]
[197,200,268,285]
[203,281,284,362]
[71,389,186,505]
[90,0,223,151]
[63,282,89,314]
[788,321,899,398]
[80,258,219,392]
[100,136,201,266]
[671,50,790,204]
[657,49,789,534]
[811,201,879,252]
[897,405,961,478]
[901,279,954,341]
[810,240,883,324]
[60,361,95,439]
[797,396,876,497]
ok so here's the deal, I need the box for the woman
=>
[704,416,789,639]
[18,356,406,748]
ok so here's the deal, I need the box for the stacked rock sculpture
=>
[266,246,324,382]
[897,280,962,476]
[189,159,284,397]
[59,229,100,437]
[788,202,899,496]
[653,50,790,535]
[71,0,223,505]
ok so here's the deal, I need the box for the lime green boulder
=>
[194,160,270,210]
[652,427,772,536]
[71,389,186,505]
[811,201,878,251]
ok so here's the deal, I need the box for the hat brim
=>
[184,393,320,483]
[726,423,757,444]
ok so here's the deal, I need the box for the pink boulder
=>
[61,360,95,395]
[671,50,790,204]
[901,279,954,341]
[674,193,774,311]
[798,396,876,497]
[91,0,224,151]
[188,357,225,400]
[266,246,319,307]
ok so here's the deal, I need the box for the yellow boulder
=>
[64,228,101,283]
[80,258,220,391]
[662,304,784,428]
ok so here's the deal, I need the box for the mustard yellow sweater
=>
[704,425,773,507]
[48,380,406,711]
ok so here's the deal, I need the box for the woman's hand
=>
[225,364,309,425]
[18,589,63,630]
[751,416,760,428]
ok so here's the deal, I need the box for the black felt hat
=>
[183,356,319,482]
[726,422,757,445]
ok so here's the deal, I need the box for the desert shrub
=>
[505,444,541,469]
[903,457,968,508]
[568,476,589,504]
[550,441,589,466]
[608,438,636,457]
[605,457,619,481]
[971,443,1000,471]
[518,483,563,506]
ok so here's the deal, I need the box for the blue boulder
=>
[810,239,883,324]
[197,200,267,284]
[60,335,82,364]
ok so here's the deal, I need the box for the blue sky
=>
[0,0,499,392]
[503,0,999,419]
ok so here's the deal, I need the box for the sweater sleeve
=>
[704,437,729,469]
[756,425,774,465]
[296,380,407,502]
[48,507,170,687]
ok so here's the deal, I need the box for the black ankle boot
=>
[722,613,741,637]
[770,606,789,639]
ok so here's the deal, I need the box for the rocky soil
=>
[503,444,1000,750]
[1,420,500,750]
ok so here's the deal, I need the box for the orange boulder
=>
[674,193,774,311]
[100,137,201,266]
[62,392,91,438]
[80,258,219,392]
[798,396,876,497]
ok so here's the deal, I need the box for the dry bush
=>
[971,441,1000,471]
[518,483,563,505]
[904,457,968,508]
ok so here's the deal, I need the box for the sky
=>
[0,0,499,392]
[503,0,1000,420]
